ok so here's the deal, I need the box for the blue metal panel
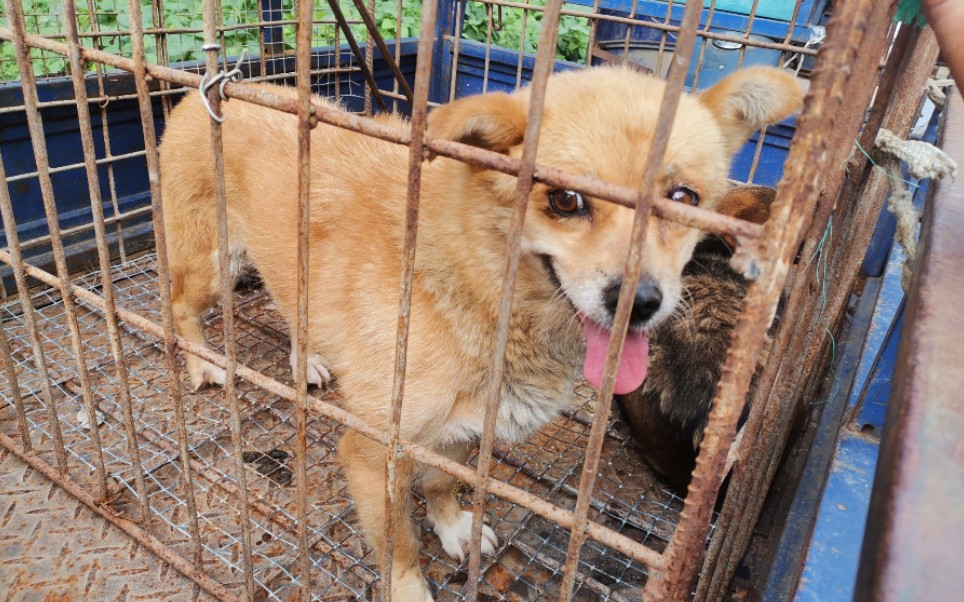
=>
[760,274,884,601]
[0,76,161,246]
[0,41,420,282]
[854,306,904,433]
[429,0,462,104]
[449,39,582,97]
[567,0,828,43]
[796,434,881,602]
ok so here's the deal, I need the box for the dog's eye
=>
[548,189,588,217]
[669,186,699,206]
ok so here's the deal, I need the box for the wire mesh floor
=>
[0,253,697,601]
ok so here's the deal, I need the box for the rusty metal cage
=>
[0,0,941,600]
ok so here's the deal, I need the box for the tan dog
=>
[159,66,803,600]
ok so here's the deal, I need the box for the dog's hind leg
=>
[339,429,433,601]
[421,439,498,562]
[170,257,225,390]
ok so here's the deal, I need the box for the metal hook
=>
[493,5,504,32]
[199,48,249,124]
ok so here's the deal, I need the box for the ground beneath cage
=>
[0,253,698,601]
[0,446,214,602]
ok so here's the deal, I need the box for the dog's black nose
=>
[604,279,663,325]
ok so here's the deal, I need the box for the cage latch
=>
[199,46,249,124]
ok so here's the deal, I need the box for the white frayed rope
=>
[874,128,957,290]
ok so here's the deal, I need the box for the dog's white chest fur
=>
[440,373,579,446]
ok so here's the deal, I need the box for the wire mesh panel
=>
[0,251,695,600]
[0,0,925,601]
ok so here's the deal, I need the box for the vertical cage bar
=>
[325,0,389,111]
[200,1,257,597]
[584,0,601,67]
[0,321,29,447]
[620,0,640,64]
[348,0,414,103]
[482,3,495,93]
[60,0,154,529]
[125,0,205,571]
[365,0,375,114]
[260,0,285,58]
[151,0,173,118]
[381,0,440,597]
[689,0,718,90]
[701,23,935,602]
[394,0,403,112]
[465,1,564,599]
[514,3,531,88]
[744,0,805,183]
[558,2,702,599]
[0,184,31,451]
[734,0,761,70]
[699,6,904,601]
[84,0,128,264]
[647,0,887,598]
[4,0,108,497]
[0,152,60,466]
[293,0,315,596]
[448,2,463,103]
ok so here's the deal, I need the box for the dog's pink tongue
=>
[582,318,649,394]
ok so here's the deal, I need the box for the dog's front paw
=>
[289,348,332,387]
[187,357,227,391]
[392,569,434,602]
[429,510,498,563]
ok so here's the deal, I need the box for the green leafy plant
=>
[1,0,591,82]
[461,1,591,63]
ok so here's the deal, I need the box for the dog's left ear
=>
[427,92,527,159]
[698,67,805,156]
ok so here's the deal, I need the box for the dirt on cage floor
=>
[0,253,699,601]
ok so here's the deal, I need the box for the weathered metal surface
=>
[382,0,440,598]
[758,274,883,601]
[324,0,388,111]
[467,1,566,596]
[559,2,702,599]
[0,433,240,601]
[59,0,153,531]
[125,0,205,572]
[695,11,940,602]
[797,434,882,602]
[293,0,315,599]
[650,0,899,599]
[853,88,964,602]
[0,447,216,601]
[199,0,258,597]
[4,0,99,485]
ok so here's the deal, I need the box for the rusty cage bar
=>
[0,0,938,599]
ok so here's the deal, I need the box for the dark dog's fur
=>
[617,185,777,492]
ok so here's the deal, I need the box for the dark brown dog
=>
[616,185,777,492]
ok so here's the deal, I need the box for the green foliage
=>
[1,1,591,83]
[462,1,591,63]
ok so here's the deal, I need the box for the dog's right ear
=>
[716,185,776,225]
[707,185,776,252]
[426,92,528,160]
[698,67,805,156]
